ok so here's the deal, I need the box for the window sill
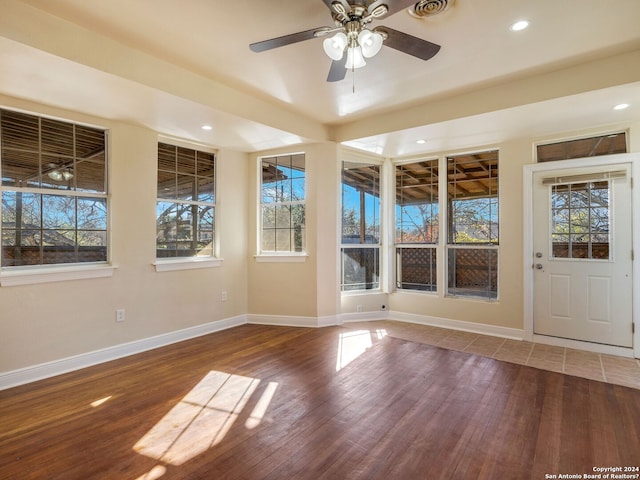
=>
[445,294,499,303]
[254,254,308,263]
[154,257,223,272]
[341,289,383,296]
[394,289,438,296]
[0,263,116,287]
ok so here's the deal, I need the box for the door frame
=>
[523,152,640,359]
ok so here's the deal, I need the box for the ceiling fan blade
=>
[375,26,441,60]
[321,0,351,13]
[327,55,348,82]
[368,0,417,18]
[250,28,324,52]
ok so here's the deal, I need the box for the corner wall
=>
[247,143,340,321]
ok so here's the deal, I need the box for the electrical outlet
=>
[221,291,228,302]
[356,304,363,312]
[116,309,125,322]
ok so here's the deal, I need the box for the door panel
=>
[587,276,610,323]
[549,274,570,318]
[533,164,632,347]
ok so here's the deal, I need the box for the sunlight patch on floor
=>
[90,395,112,408]
[134,465,167,480]
[336,329,387,371]
[133,371,260,466]
[245,381,278,429]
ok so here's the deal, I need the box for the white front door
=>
[533,164,633,347]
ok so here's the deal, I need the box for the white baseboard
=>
[318,315,342,327]
[389,311,524,340]
[0,315,247,391]
[338,311,389,324]
[247,314,330,328]
[338,310,524,340]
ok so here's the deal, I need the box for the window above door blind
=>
[537,132,627,163]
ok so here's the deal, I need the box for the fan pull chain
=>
[352,66,356,93]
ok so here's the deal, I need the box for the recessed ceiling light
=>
[416,139,427,144]
[201,124,213,130]
[613,103,629,110]
[510,20,529,31]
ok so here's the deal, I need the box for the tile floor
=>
[343,320,640,390]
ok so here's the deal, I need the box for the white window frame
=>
[444,149,500,301]
[154,137,221,272]
[256,152,307,262]
[0,107,114,286]
[340,154,384,293]
[535,130,628,163]
[393,157,440,294]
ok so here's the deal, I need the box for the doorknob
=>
[535,263,543,269]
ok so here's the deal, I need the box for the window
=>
[550,180,610,259]
[156,142,215,258]
[395,159,439,292]
[260,153,305,254]
[537,132,627,162]
[1,109,108,267]
[341,160,380,291]
[446,151,499,299]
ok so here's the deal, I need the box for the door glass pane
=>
[551,181,609,259]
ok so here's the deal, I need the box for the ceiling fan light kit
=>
[358,29,384,58]
[250,0,443,82]
[346,45,366,69]
[323,32,348,60]
[323,26,384,68]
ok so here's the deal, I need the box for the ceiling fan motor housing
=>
[409,0,453,18]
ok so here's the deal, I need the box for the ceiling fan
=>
[249,0,441,82]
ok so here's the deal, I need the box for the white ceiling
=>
[2,0,640,156]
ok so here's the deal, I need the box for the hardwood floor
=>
[1,324,639,479]
[349,320,640,389]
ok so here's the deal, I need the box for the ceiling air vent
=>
[408,0,453,18]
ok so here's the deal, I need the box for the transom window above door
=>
[537,132,627,162]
